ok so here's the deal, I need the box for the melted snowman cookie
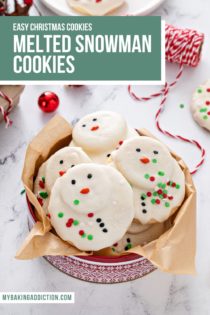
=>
[112,137,174,190]
[72,111,138,163]
[112,221,168,254]
[48,163,134,251]
[34,147,91,213]
[133,159,185,224]
[67,0,124,16]
[191,80,210,131]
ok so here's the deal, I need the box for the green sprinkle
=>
[165,202,170,207]
[141,193,147,199]
[144,174,150,179]
[203,115,208,120]
[42,176,45,183]
[153,192,158,196]
[81,233,86,238]
[73,220,79,226]
[87,234,93,240]
[200,108,207,113]
[157,183,162,188]
[73,199,80,205]
[162,183,166,189]
[127,243,132,249]
[112,247,115,252]
[152,159,157,164]
[197,88,202,93]
[20,189,25,195]
[176,184,180,189]
[163,189,168,194]
[179,104,185,109]
[159,195,164,199]
[151,199,156,204]
[39,192,48,199]
[58,212,64,218]
[158,171,165,176]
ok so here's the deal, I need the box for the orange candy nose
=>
[59,170,66,176]
[91,125,99,131]
[140,157,150,164]
[80,188,90,194]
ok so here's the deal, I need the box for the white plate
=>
[40,0,166,16]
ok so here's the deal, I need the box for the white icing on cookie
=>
[112,137,174,190]
[133,159,185,224]
[48,163,134,251]
[72,111,139,163]
[112,221,168,254]
[191,80,210,131]
[67,0,124,16]
[34,147,91,213]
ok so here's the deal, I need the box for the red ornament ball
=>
[24,0,33,5]
[38,91,59,113]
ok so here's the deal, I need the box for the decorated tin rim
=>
[26,196,156,283]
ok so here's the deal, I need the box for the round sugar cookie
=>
[67,0,125,16]
[191,80,210,131]
[112,137,174,190]
[111,221,168,254]
[133,159,185,224]
[72,111,128,154]
[48,163,135,251]
[34,147,91,213]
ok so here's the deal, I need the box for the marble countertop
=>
[1,0,210,314]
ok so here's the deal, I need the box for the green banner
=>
[0,16,163,82]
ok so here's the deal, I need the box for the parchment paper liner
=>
[16,115,196,275]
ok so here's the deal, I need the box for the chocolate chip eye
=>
[87,174,92,179]
[136,148,141,152]
[82,124,86,127]
[106,153,111,158]
[71,179,76,185]
[92,118,97,121]
[153,150,159,155]
[59,160,64,164]
[71,164,75,168]
[127,238,131,243]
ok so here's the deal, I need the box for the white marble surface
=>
[1,0,210,314]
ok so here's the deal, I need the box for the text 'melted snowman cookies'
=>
[48,163,135,251]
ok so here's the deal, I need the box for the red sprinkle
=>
[66,218,74,227]
[39,180,45,189]
[147,192,152,197]
[207,88,210,92]
[155,199,160,204]
[172,182,176,187]
[206,101,210,106]
[119,140,123,145]
[79,230,85,236]
[37,197,43,206]
[208,111,210,115]
[87,212,94,218]
[46,213,51,219]
[96,0,102,2]
[150,176,155,182]
[168,196,174,200]
[157,189,163,195]
[163,193,167,198]
[113,243,118,247]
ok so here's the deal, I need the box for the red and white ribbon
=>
[0,91,13,128]
[128,24,205,174]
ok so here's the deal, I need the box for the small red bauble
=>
[24,0,33,5]
[38,91,59,113]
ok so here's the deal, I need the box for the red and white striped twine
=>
[0,91,13,128]
[128,24,205,175]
